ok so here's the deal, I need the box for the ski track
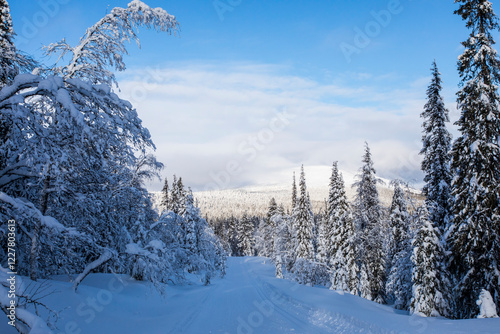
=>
[169,258,384,334]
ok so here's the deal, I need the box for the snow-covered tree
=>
[255,198,278,257]
[329,210,358,295]
[182,189,199,256]
[410,206,450,318]
[160,176,170,211]
[238,213,255,256]
[291,171,297,209]
[420,61,453,234]
[293,166,314,261]
[353,142,386,303]
[290,166,319,285]
[385,181,412,310]
[0,73,161,279]
[170,175,186,215]
[0,0,35,87]
[129,182,226,287]
[317,162,344,265]
[316,161,358,294]
[44,0,179,87]
[387,181,410,267]
[448,0,500,318]
[476,289,499,318]
[0,1,177,282]
[272,211,290,279]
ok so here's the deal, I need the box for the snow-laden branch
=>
[73,250,114,292]
[0,192,77,234]
[44,0,179,86]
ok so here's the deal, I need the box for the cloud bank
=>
[116,62,457,191]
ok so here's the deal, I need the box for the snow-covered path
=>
[167,257,344,334]
[2,256,499,333]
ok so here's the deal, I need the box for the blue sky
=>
[9,0,486,191]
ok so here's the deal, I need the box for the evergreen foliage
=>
[238,213,255,257]
[410,206,450,318]
[294,165,314,261]
[448,0,500,318]
[353,143,386,303]
[420,61,453,233]
[385,181,412,310]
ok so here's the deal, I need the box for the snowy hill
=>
[2,257,497,334]
[152,166,418,219]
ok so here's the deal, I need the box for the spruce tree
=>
[318,162,346,265]
[386,181,412,310]
[272,211,289,279]
[294,165,314,261]
[256,197,278,257]
[329,194,358,296]
[420,61,453,234]
[291,171,297,209]
[170,175,186,215]
[238,213,254,257]
[0,0,35,170]
[354,142,386,303]
[0,0,34,87]
[410,206,450,317]
[448,0,500,318]
[160,176,169,211]
[182,189,198,255]
[387,182,410,268]
[0,0,16,86]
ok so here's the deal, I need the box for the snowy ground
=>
[1,257,498,333]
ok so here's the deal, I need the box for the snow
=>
[1,257,498,334]
[477,289,499,319]
[125,243,150,256]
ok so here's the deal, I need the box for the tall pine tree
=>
[448,0,500,318]
[420,61,453,234]
[160,176,169,211]
[294,165,314,261]
[386,181,412,310]
[0,0,16,86]
[318,162,346,265]
[328,162,358,294]
[256,197,278,257]
[238,213,255,257]
[354,142,386,303]
[0,0,35,87]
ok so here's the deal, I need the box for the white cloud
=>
[116,62,438,191]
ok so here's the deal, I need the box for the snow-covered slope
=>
[191,166,405,219]
[151,166,422,219]
[2,257,497,334]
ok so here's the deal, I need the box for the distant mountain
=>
[151,166,419,220]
